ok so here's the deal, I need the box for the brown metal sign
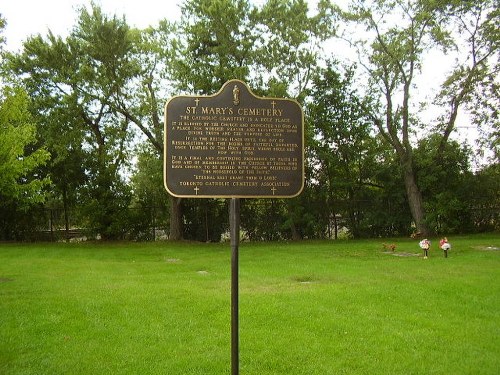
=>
[164,80,304,198]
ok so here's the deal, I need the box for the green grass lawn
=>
[1,234,499,374]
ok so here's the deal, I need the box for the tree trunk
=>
[169,195,183,240]
[63,187,70,242]
[401,158,430,236]
[286,203,302,241]
[332,211,338,240]
[290,221,301,241]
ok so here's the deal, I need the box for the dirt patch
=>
[383,251,420,257]
[291,275,315,283]
[0,277,14,282]
[164,258,182,263]
[475,246,500,251]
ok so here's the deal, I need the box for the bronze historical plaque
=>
[164,80,304,198]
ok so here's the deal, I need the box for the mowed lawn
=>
[0,234,499,374]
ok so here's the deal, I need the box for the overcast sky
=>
[2,0,330,52]
[2,0,184,51]
[0,0,451,109]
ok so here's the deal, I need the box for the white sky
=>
[1,0,330,52]
[1,0,184,52]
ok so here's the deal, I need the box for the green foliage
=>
[132,158,164,208]
[306,62,408,237]
[256,0,332,98]
[0,14,5,49]
[434,0,500,157]
[7,4,140,239]
[78,170,132,240]
[167,0,334,241]
[365,155,413,236]
[183,198,228,242]
[1,1,497,241]
[0,86,52,241]
[128,145,170,240]
[414,135,475,233]
[174,0,332,99]
[129,146,163,206]
[174,0,255,93]
[335,0,499,235]
[469,163,500,232]
[0,86,50,206]
[241,199,290,240]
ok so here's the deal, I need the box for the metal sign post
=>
[164,80,304,374]
[230,198,240,375]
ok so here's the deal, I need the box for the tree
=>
[168,0,333,240]
[8,4,138,239]
[254,0,333,99]
[165,0,259,240]
[107,19,180,239]
[469,163,500,232]
[0,86,50,206]
[333,0,499,235]
[414,134,475,233]
[307,62,399,237]
[0,15,49,240]
[254,0,337,239]
[0,14,5,51]
[173,0,257,93]
[0,86,51,239]
[434,0,499,158]
[129,144,170,240]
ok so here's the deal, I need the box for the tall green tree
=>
[308,62,397,237]
[256,0,334,99]
[414,134,475,233]
[254,0,336,239]
[469,163,500,232]
[0,86,50,208]
[9,4,138,239]
[128,144,170,240]
[332,0,499,235]
[434,0,499,159]
[0,86,51,239]
[168,0,333,240]
[174,0,256,93]
[0,17,51,239]
[104,19,179,239]
[166,0,259,240]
